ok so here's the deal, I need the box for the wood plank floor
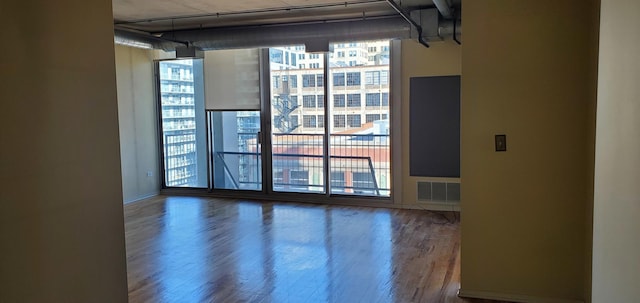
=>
[125,195,507,303]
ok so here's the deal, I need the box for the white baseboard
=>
[458,289,583,303]
[123,192,159,204]
[413,201,460,211]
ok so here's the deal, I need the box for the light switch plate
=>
[495,134,507,152]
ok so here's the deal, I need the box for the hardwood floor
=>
[125,195,506,303]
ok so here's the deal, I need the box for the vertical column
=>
[0,1,129,302]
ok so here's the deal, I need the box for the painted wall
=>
[460,1,598,301]
[0,1,129,302]
[399,40,462,209]
[592,0,640,301]
[115,45,160,203]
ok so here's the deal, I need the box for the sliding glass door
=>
[158,42,391,198]
[269,47,326,193]
[205,48,263,191]
[210,111,262,190]
[328,41,390,196]
[268,40,390,197]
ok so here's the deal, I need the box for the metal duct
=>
[409,8,461,42]
[115,14,461,51]
[157,17,411,51]
[432,0,453,19]
[438,20,461,38]
[114,28,185,50]
[385,0,429,47]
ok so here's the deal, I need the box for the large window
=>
[365,93,381,106]
[270,46,325,194]
[158,59,207,188]
[334,115,346,128]
[303,95,316,108]
[334,94,346,107]
[328,40,390,196]
[347,114,362,128]
[365,71,380,85]
[265,40,391,197]
[333,73,345,86]
[346,72,361,86]
[302,74,316,87]
[381,71,389,85]
[211,111,262,190]
[317,95,325,108]
[347,94,361,107]
[366,114,381,123]
[158,45,409,197]
[303,115,317,128]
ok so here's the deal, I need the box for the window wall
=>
[270,46,326,193]
[157,41,391,198]
[268,40,391,197]
[158,59,208,188]
[210,111,262,190]
[328,40,390,196]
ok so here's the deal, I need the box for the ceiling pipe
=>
[437,20,461,37]
[160,17,412,51]
[432,0,453,19]
[114,27,187,50]
[114,14,461,52]
[115,0,389,26]
[385,0,429,48]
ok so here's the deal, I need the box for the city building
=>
[270,42,390,134]
[267,42,391,195]
[158,60,200,186]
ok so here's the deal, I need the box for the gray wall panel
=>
[409,76,460,177]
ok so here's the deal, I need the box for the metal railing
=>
[214,133,390,196]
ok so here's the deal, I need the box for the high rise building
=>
[158,60,201,187]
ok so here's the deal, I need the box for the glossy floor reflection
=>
[125,196,504,303]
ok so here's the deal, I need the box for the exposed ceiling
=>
[113,0,459,33]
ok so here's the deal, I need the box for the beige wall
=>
[592,0,640,301]
[115,45,160,203]
[460,1,599,302]
[0,1,128,302]
[398,40,462,209]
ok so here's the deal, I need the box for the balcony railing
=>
[214,133,390,196]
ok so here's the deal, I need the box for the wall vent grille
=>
[417,181,460,202]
